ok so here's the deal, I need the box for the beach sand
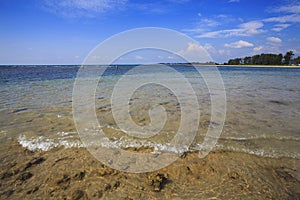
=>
[0,139,299,199]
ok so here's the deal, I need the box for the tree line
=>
[224,51,300,65]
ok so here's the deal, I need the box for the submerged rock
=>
[1,189,14,197]
[275,167,297,182]
[113,181,120,189]
[74,171,85,180]
[104,183,111,191]
[18,172,33,181]
[56,174,71,185]
[228,171,240,180]
[12,108,28,113]
[26,186,39,194]
[1,171,14,180]
[71,190,87,200]
[24,157,45,170]
[93,190,103,198]
[148,173,169,192]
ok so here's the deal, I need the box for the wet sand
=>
[0,139,299,199]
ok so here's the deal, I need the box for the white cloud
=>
[43,0,127,17]
[199,18,220,27]
[267,36,282,43]
[265,3,300,24]
[253,46,264,52]
[177,43,211,62]
[196,20,265,38]
[272,5,300,14]
[239,21,265,34]
[272,23,290,31]
[189,3,300,38]
[228,0,240,2]
[203,43,217,54]
[203,43,231,62]
[253,45,283,54]
[225,40,254,48]
[264,14,300,23]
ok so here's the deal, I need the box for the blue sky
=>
[0,0,300,64]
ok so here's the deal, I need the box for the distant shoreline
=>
[191,64,300,68]
[1,64,300,69]
[217,64,300,68]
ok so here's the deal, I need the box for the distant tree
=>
[284,51,294,65]
[226,51,297,66]
[259,54,282,65]
[244,56,252,65]
[293,56,300,65]
[277,53,283,65]
[227,59,234,65]
[251,55,260,65]
[228,58,242,65]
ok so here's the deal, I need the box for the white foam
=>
[221,135,300,141]
[215,144,300,159]
[18,134,84,151]
[18,133,189,154]
[87,137,189,154]
[17,132,299,159]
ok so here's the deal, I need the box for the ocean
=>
[0,65,299,159]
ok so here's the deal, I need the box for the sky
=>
[0,0,300,64]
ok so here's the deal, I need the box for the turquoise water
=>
[0,65,299,158]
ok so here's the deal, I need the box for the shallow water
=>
[0,65,299,159]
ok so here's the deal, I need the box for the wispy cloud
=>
[271,5,300,14]
[254,45,282,54]
[264,14,300,23]
[200,18,220,27]
[267,36,282,43]
[224,40,254,48]
[128,2,169,14]
[266,3,300,30]
[228,0,240,3]
[252,36,283,54]
[203,43,231,59]
[253,46,264,52]
[272,23,290,31]
[196,21,265,38]
[184,14,236,34]
[42,0,128,18]
[188,2,300,38]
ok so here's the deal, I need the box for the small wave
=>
[93,137,189,154]
[215,144,300,159]
[18,133,189,154]
[219,135,300,142]
[56,131,78,137]
[17,132,299,159]
[18,134,84,151]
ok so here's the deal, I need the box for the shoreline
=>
[192,64,300,68]
[1,64,300,69]
[1,139,299,199]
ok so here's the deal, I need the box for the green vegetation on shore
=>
[224,51,300,66]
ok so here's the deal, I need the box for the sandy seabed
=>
[0,139,299,200]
